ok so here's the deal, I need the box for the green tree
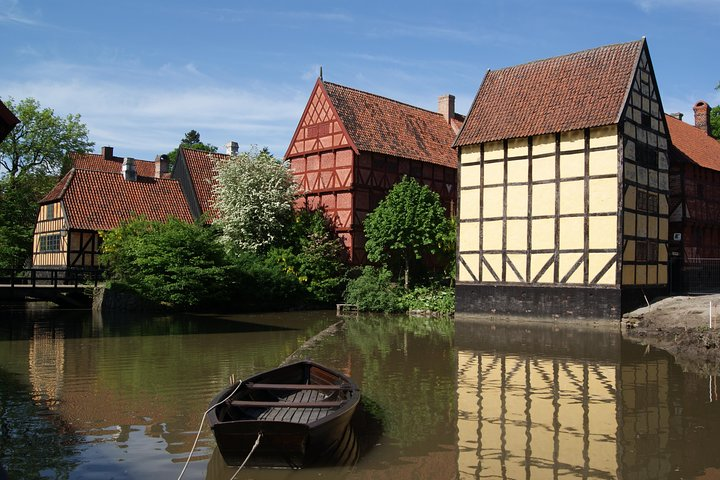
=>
[710,105,720,140]
[213,147,295,253]
[0,97,92,268]
[364,176,450,289]
[0,174,57,269]
[166,129,217,167]
[0,97,93,181]
[100,217,227,308]
[267,208,349,304]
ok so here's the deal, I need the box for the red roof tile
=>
[455,39,644,146]
[667,114,720,172]
[70,152,156,177]
[323,81,458,168]
[40,168,193,231]
[179,147,229,218]
[0,99,19,142]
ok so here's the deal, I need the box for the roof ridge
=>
[323,80,446,118]
[487,38,644,74]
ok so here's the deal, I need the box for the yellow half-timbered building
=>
[32,154,193,270]
[454,39,669,318]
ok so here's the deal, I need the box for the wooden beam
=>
[230,400,344,409]
[245,383,350,391]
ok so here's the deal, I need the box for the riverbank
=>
[623,294,720,375]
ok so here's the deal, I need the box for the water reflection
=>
[1,306,719,479]
[454,317,720,480]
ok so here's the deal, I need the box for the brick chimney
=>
[693,101,711,136]
[438,94,455,123]
[122,157,137,181]
[102,146,114,160]
[155,154,169,178]
[225,141,239,156]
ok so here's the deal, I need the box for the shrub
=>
[224,251,304,310]
[343,266,404,313]
[100,217,227,308]
[402,286,455,315]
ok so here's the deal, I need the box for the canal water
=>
[1,305,719,479]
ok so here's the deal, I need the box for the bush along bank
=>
[343,266,454,315]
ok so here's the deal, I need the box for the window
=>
[641,113,651,128]
[45,204,55,220]
[39,234,61,252]
[636,190,658,213]
[635,240,658,263]
[636,143,658,169]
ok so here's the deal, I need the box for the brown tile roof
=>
[323,81,458,168]
[455,39,645,147]
[179,147,229,218]
[70,152,156,177]
[0,99,19,142]
[40,168,193,231]
[667,114,720,172]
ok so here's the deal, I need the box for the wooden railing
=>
[0,268,103,289]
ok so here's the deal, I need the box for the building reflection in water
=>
[456,318,620,479]
[28,321,65,409]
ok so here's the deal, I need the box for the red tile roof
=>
[455,39,645,147]
[40,168,193,231]
[323,81,459,168]
[667,114,720,171]
[0,99,19,142]
[70,152,156,177]
[179,147,229,218]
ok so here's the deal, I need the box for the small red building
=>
[285,79,462,263]
[667,102,720,289]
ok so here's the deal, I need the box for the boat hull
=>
[208,361,360,469]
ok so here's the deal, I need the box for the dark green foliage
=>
[224,252,304,310]
[710,105,720,140]
[267,209,349,305]
[0,97,94,179]
[100,217,227,308]
[0,174,57,268]
[166,129,217,169]
[344,266,404,313]
[364,176,452,288]
[401,286,455,315]
[0,97,92,269]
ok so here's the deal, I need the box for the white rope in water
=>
[229,431,263,480]
[177,379,244,480]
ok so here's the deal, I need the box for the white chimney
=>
[225,141,239,156]
[122,157,137,181]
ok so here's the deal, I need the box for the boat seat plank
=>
[231,400,343,408]
[246,383,349,391]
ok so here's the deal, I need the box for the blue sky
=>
[1,0,718,161]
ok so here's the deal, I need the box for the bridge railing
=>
[0,268,103,289]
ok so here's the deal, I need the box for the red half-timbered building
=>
[286,79,462,262]
[667,102,720,289]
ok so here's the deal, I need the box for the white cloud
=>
[0,60,309,159]
[0,0,42,26]
[634,0,720,12]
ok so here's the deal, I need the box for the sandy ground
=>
[623,294,720,375]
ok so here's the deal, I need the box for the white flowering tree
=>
[212,147,296,253]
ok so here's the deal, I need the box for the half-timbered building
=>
[32,155,192,269]
[0,98,19,142]
[666,103,720,290]
[172,146,232,221]
[454,39,670,318]
[286,78,462,263]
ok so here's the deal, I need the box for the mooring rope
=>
[229,431,263,480]
[176,379,244,480]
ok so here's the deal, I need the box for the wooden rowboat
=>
[207,360,361,469]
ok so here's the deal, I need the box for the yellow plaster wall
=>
[459,254,479,282]
[459,222,480,252]
[460,189,480,220]
[560,152,584,179]
[483,220,503,250]
[484,141,504,160]
[483,187,503,218]
[484,162,504,186]
[589,253,616,284]
[460,145,481,164]
[506,220,528,250]
[531,218,555,250]
[560,217,584,250]
[507,186,528,217]
[507,159,528,183]
[559,180,584,215]
[589,178,617,213]
[461,164,481,188]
